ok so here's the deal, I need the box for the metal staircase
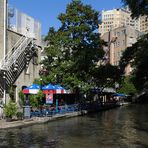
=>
[0,35,38,98]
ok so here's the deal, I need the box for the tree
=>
[120,0,148,91]
[117,76,137,94]
[30,90,44,107]
[92,64,121,89]
[122,0,148,18]
[120,34,148,91]
[42,0,105,93]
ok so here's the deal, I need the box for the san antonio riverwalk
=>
[0,110,86,129]
[0,103,120,129]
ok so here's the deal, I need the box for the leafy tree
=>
[120,0,148,91]
[30,90,44,107]
[42,0,106,93]
[92,64,121,89]
[117,76,137,94]
[18,91,25,106]
[120,34,148,91]
[122,0,148,18]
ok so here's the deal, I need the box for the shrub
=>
[4,100,17,118]
[18,91,25,106]
[16,112,23,120]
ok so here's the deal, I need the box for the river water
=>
[0,104,148,148]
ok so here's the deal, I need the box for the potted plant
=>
[4,100,17,121]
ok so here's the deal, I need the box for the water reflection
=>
[0,104,148,148]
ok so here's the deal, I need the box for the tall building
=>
[99,7,139,36]
[101,26,142,67]
[99,7,147,75]
[139,16,148,34]
[0,0,42,105]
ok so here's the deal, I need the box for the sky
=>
[9,0,123,36]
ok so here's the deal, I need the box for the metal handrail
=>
[0,36,33,70]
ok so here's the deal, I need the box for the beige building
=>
[99,7,139,36]
[139,16,148,34]
[101,26,142,68]
[99,7,147,75]
[0,0,42,105]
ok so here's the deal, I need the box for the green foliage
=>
[30,90,44,107]
[122,0,148,18]
[118,76,137,94]
[16,112,23,119]
[8,85,15,101]
[120,34,148,91]
[18,91,25,106]
[120,1,148,92]
[92,64,121,88]
[4,100,17,118]
[42,0,109,94]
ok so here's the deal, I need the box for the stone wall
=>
[7,29,41,103]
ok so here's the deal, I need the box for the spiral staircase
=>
[0,35,38,99]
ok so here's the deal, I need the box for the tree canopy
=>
[122,0,148,18]
[120,34,148,91]
[41,0,118,94]
[120,0,148,92]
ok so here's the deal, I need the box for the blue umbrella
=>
[28,84,40,89]
[42,84,56,90]
[54,85,64,90]
[23,84,40,94]
[113,93,127,97]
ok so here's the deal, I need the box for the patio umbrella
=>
[54,85,66,94]
[113,93,127,97]
[42,84,56,94]
[22,84,40,94]
[42,84,56,104]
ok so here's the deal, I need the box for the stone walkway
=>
[0,111,85,129]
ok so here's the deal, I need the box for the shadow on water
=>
[0,104,148,148]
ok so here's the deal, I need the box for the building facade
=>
[99,6,147,75]
[139,16,148,34]
[101,26,142,67]
[0,0,42,105]
[99,7,139,36]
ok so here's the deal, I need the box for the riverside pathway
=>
[0,111,85,129]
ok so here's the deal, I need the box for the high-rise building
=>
[139,16,148,34]
[99,7,147,75]
[99,7,139,36]
[0,0,42,104]
[101,26,142,68]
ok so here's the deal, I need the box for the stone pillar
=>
[0,0,7,104]
[0,0,5,61]
[0,0,7,62]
